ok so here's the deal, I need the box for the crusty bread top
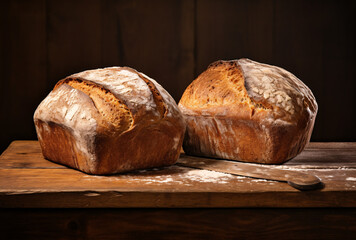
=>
[51,67,183,128]
[62,67,165,118]
[35,67,185,169]
[179,59,317,124]
[58,79,133,133]
[239,59,316,115]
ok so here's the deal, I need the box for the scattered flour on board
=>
[136,168,240,184]
[81,166,275,185]
[140,176,175,184]
[183,169,237,183]
[346,177,356,181]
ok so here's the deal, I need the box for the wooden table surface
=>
[1,141,356,208]
[1,141,356,239]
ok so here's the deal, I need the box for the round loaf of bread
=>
[179,59,318,164]
[34,67,186,174]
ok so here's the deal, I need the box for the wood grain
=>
[0,141,356,208]
[1,208,355,240]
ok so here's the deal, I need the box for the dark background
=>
[0,0,355,153]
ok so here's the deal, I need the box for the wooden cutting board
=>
[0,141,356,208]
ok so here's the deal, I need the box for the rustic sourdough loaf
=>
[34,67,186,174]
[179,59,317,164]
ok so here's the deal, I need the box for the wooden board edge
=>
[1,191,356,208]
[0,141,20,158]
[307,142,356,149]
[0,140,39,155]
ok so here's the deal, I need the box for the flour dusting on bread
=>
[238,59,304,115]
[71,67,158,114]
[35,84,98,169]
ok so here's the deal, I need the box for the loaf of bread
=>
[179,59,317,164]
[34,67,186,174]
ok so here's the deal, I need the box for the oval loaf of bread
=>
[179,59,318,164]
[34,67,186,174]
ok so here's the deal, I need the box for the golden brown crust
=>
[34,118,182,174]
[34,67,185,175]
[55,77,133,133]
[179,59,317,164]
[34,119,95,171]
[134,71,167,118]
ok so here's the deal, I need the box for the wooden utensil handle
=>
[177,155,323,191]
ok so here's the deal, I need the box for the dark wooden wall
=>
[1,0,355,153]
